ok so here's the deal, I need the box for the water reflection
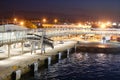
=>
[97,45,106,48]
[97,53,106,60]
[25,52,120,80]
[75,53,83,60]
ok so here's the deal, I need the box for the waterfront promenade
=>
[0,40,77,80]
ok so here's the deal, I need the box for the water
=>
[24,52,120,80]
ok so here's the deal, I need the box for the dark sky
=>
[0,0,120,21]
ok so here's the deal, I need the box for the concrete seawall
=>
[76,42,120,53]
[0,41,77,80]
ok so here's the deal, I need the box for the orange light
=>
[13,18,17,24]
[20,21,24,26]
[43,18,47,23]
[14,18,17,22]
[100,24,106,29]
[54,19,58,23]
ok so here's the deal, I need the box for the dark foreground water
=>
[24,52,120,80]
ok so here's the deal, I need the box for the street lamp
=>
[14,18,17,24]
[100,23,106,29]
[20,21,24,26]
[42,18,47,23]
[54,19,58,24]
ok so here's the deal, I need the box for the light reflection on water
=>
[27,52,120,80]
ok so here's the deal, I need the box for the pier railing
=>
[1,27,120,45]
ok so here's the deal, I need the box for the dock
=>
[0,40,77,80]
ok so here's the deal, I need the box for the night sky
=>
[0,0,120,21]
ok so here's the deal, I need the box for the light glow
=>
[43,18,47,23]
[54,19,58,23]
[112,22,117,26]
[100,24,106,29]
[20,21,24,26]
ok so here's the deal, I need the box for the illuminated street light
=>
[20,21,24,26]
[14,18,17,24]
[54,19,58,24]
[14,18,17,22]
[112,22,117,26]
[100,24,106,29]
[106,21,111,26]
[42,18,47,23]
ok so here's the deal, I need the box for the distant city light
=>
[78,23,82,27]
[20,21,24,26]
[14,18,17,22]
[54,19,58,23]
[100,24,106,29]
[14,18,17,24]
[42,18,47,23]
[77,23,91,28]
[112,22,117,26]
[106,21,111,26]
[118,24,120,27]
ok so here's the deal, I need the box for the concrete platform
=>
[77,41,120,53]
[0,40,77,80]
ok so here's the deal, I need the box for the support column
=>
[43,44,45,53]
[40,31,44,54]
[34,42,36,53]
[21,42,24,55]
[38,42,41,49]
[8,44,11,57]
[31,42,33,54]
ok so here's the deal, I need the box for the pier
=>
[1,24,120,80]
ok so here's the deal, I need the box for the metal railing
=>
[1,27,120,45]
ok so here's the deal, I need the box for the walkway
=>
[0,40,76,80]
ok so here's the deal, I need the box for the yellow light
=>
[106,21,112,26]
[77,23,82,28]
[100,24,106,29]
[14,18,17,22]
[14,18,17,24]
[20,21,24,26]
[54,19,58,23]
[106,21,111,25]
[43,18,47,23]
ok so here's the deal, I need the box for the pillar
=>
[21,42,24,55]
[8,44,11,57]
[40,31,44,54]
[31,42,33,54]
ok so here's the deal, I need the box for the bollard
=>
[34,62,38,72]
[58,52,62,60]
[29,62,38,77]
[48,56,52,66]
[33,62,40,79]
[11,70,21,80]
[67,49,70,58]
[58,52,62,63]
